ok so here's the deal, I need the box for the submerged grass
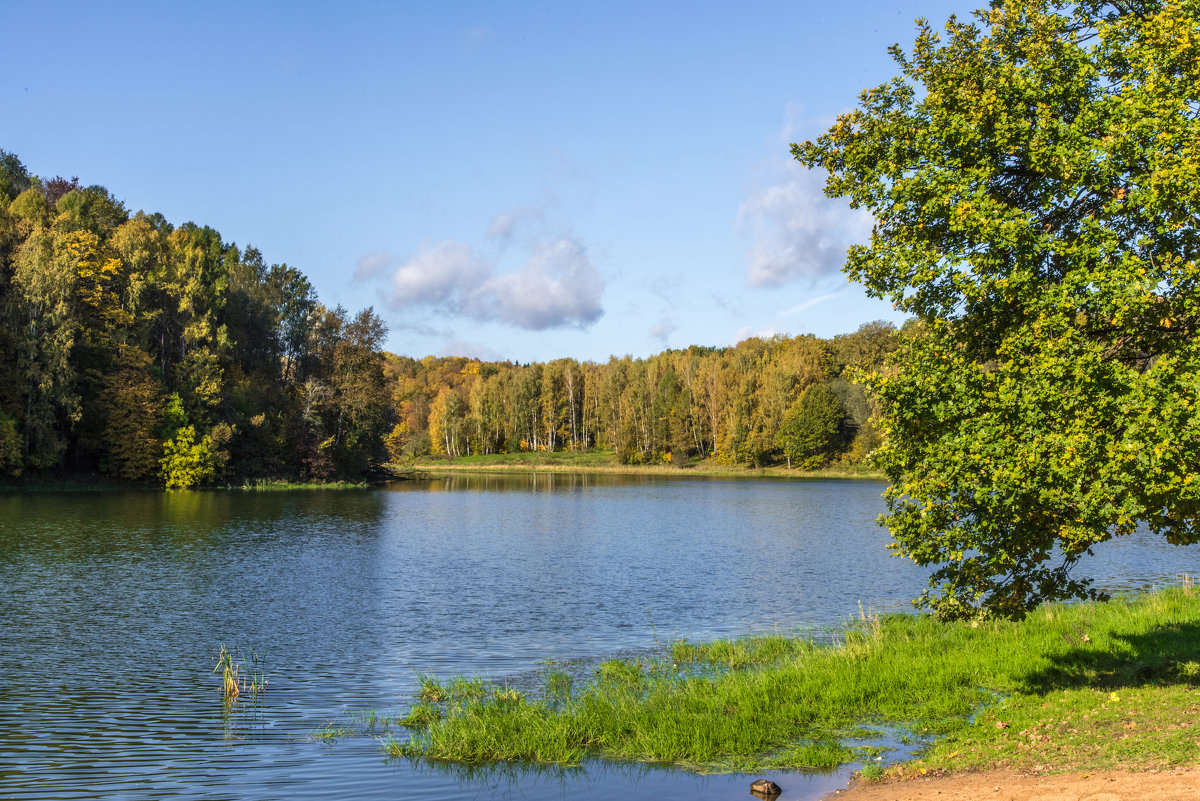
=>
[311,723,355,742]
[391,587,1200,775]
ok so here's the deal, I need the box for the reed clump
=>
[213,644,267,704]
[394,587,1200,775]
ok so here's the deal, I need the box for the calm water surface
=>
[0,474,1194,800]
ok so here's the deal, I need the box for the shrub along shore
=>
[381,587,1200,777]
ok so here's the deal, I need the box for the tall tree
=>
[777,383,845,470]
[98,345,164,480]
[0,150,32,202]
[11,226,79,468]
[795,0,1200,618]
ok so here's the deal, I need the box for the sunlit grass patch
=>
[415,674,449,703]
[447,676,487,702]
[544,670,572,701]
[412,449,885,480]
[399,702,443,728]
[237,479,368,490]
[392,587,1200,774]
[671,633,815,670]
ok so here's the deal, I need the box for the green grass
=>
[544,671,572,701]
[0,475,377,492]
[400,703,444,727]
[311,723,355,742]
[415,674,492,704]
[389,587,1200,774]
[236,479,369,490]
[409,449,884,480]
[353,708,398,731]
[412,450,616,470]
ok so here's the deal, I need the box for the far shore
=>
[404,451,886,481]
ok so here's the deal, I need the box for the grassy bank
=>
[383,587,1200,775]
[407,450,884,481]
[235,479,370,490]
[2,471,412,493]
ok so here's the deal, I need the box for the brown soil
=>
[822,767,1200,801]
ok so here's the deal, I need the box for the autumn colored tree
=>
[429,386,464,456]
[0,150,393,486]
[11,225,79,468]
[795,0,1200,618]
[99,345,164,480]
[0,144,910,488]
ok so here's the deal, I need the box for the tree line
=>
[385,321,899,469]
[0,147,900,487]
[0,150,391,487]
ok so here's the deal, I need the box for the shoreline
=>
[405,455,886,482]
[825,766,1200,800]
[0,458,885,492]
[390,588,1200,781]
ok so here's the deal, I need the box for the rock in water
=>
[750,778,782,797]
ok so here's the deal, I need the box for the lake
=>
[1,474,1194,800]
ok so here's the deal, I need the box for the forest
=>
[0,149,391,487]
[0,148,898,487]
[385,323,898,469]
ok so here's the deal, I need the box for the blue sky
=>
[3,1,977,362]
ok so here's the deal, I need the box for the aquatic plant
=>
[447,676,487,702]
[493,685,524,704]
[311,723,353,742]
[400,703,443,727]
[213,644,267,704]
[398,587,1200,774]
[415,674,448,703]
[354,708,396,731]
[544,670,572,700]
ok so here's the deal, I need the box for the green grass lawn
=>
[383,587,1200,775]
[407,449,884,480]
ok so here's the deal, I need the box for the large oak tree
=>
[796,0,1200,618]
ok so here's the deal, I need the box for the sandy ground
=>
[821,768,1200,801]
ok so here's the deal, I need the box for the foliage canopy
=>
[777,383,846,469]
[795,0,1200,618]
[0,152,392,486]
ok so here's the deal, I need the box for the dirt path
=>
[822,768,1200,801]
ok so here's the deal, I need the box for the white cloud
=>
[383,241,492,307]
[737,165,872,288]
[360,226,605,332]
[469,237,603,330]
